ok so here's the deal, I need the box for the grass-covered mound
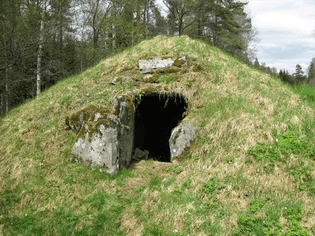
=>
[1,35,315,235]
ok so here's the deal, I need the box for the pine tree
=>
[293,64,304,84]
[254,58,259,68]
[307,58,315,80]
[279,69,283,80]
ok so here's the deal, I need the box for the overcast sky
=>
[247,0,315,74]
[157,0,315,74]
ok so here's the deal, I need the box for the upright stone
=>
[113,96,136,169]
[70,97,136,174]
[72,116,120,174]
[169,124,197,160]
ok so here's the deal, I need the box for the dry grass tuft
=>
[120,212,143,236]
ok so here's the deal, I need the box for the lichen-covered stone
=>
[72,116,120,174]
[65,104,110,133]
[114,96,135,168]
[111,77,133,85]
[169,124,197,159]
[69,97,136,174]
[139,57,176,74]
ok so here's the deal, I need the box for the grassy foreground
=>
[1,35,315,235]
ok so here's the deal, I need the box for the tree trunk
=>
[112,1,116,52]
[197,15,201,38]
[5,67,9,113]
[37,18,44,97]
[104,31,109,57]
[145,1,150,39]
[92,0,100,49]
[136,7,141,43]
[0,92,3,116]
[112,22,116,52]
[178,11,183,36]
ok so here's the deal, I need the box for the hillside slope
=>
[1,35,315,235]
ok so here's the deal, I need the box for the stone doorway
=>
[133,93,187,162]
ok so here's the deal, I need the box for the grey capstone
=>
[139,57,176,74]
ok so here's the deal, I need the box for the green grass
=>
[291,84,315,107]
[234,199,310,236]
[1,35,315,235]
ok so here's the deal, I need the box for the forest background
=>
[1,0,314,116]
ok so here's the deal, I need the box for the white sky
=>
[156,0,315,74]
[247,0,315,74]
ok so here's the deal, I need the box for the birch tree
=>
[37,5,45,96]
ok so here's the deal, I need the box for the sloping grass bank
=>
[1,35,315,235]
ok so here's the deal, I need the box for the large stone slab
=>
[113,96,135,168]
[169,124,197,159]
[138,57,176,74]
[72,116,120,174]
[69,96,136,174]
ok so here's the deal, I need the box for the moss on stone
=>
[68,104,110,126]
[172,128,182,145]
[67,104,111,141]
[192,63,203,72]
[173,59,185,68]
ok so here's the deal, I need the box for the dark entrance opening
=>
[134,93,187,162]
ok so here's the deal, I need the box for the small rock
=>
[111,77,118,85]
[123,77,132,83]
[133,147,149,161]
[172,160,180,165]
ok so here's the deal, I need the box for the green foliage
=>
[82,191,108,211]
[201,221,221,235]
[263,162,275,174]
[234,214,265,235]
[248,131,315,195]
[172,166,182,174]
[0,188,20,224]
[283,201,304,221]
[234,200,309,236]
[6,213,44,235]
[137,184,147,193]
[248,131,312,162]
[308,180,315,197]
[141,222,163,236]
[163,177,176,188]
[182,179,191,189]
[292,85,315,105]
[172,179,191,195]
[225,155,235,164]
[149,175,162,191]
[284,220,310,236]
[202,178,225,195]
[249,198,266,213]
[161,76,177,84]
